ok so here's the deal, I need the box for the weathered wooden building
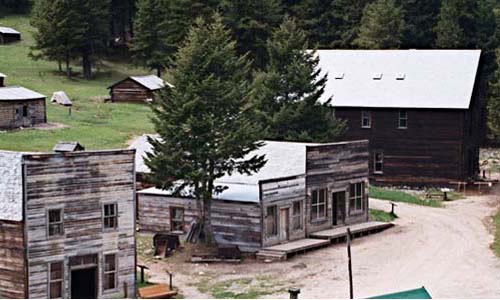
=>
[317,50,484,186]
[0,26,21,44]
[135,139,369,252]
[0,148,136,298]
[108,75,171,103]
[0,78,47,130]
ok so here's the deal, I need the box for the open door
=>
[332,191,346,226]
[71,267,97,299]
[279,208,289,242]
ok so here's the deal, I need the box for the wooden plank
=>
[261,238,330,254]
[309,221,393,240]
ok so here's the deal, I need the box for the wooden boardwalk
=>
[309,221,393,240]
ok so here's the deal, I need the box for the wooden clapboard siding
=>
[260,176,306,247]
[110,79,154,103]
[0,220,26,299]
[0,98,46,130]
[335,108,480,186]
[23,150,136,299]
[306,141,370,233]
[211,200,262,252]
[138,194,199,232]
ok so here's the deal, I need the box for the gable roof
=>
[0,86,46,101]
[0,26,20,35]
[109,75,172,91]
[53,141,85,153]
[316,50,481,110]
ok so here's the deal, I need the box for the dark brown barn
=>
[108,75,171,103]
[0,148,136,298]
[317,50,483,186]
[0,83,47,130]
[0,26,21,44]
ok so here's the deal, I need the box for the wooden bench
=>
[138,284,178,299]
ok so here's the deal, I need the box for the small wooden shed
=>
[108,75,171,103]
[0,86,47,130]
[0,27,21,44]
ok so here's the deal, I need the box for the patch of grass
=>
[492,209,500,257]
[369,186,442,207]
[369,209,397,222]
[136,272,154,289]
[196,276,286,299]
[0,14,156,151]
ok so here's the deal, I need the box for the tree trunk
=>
[65,53,71,79]
[82,51,92,79]
[157,67,161,77]
[202,196,213,244]
[58,60,62,73]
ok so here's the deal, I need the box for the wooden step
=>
[256,250,287,261]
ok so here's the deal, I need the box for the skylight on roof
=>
[373,73,383,80]
[396,73,406,80]
[334,72,344,79]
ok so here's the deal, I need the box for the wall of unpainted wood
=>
[110,79,155,103]
[305,140,370,233]
[334,108,475,186]
[23,150,136,299]
[0,220,26,299]
[0,32,21,44]
[0,99,46,130]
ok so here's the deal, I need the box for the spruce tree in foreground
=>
[145,15,266,243]
[487,50,500,139]
[252,17,346,142]
[354,0,405,49]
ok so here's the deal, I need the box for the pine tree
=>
[434,0,468,48]
[220,0,283,70]
[145,14,266,243]
[109,0,136,45]
[487,49,500,139]
[252,17,346,142]
[354,0,405,49]
[131,0,170,76]
[400,0,441,48]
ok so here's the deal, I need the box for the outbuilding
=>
[133,138,369,252]
[0,26,21,44]
[108,75,171,103]
[0,147,136,299]
[0,85,47,130]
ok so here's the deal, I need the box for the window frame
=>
[291,201,303,231]
[349,182,365,215]
[47,208,64,238]
[170,206,185,232]
[103,253,118,292]
[398,110,408,129]
[311,188,327,222]
[373,151,384,174]
[361,110,371,128]
[48,261,64,299]
[265,205,278,237]
[103,203,118,231]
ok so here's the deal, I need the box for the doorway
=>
[332,191,346,226]
[279,208,289,242]
[71,267,97,298]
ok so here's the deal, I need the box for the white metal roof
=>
[130,75,172,90]
[0,73,6,77]
[51,91,72,106]
[0,26,20,35]
[316,49,481,109]
[0,86,46,101]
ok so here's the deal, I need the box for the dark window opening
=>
[398,110,408,129]
[349,182,365,214]
[49,261,63,299]
[311,189,327,221]
[266,206,277,237]
[292,201,302,230]
[103,203,117,230]
[374,151,384,174]
[170,207,185,231]
[22,105,28,117]
[361,110,371,128]
[48,209,63,237]
[104,254,117,290]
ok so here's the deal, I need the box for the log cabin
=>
[133,138,369,252]
[0,147,136,299]
[0,75,47,130]
[108,75,172,103]
[0,26,21,44]
[316,49,484,187]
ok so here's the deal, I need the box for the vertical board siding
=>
[306,141,370,233]
[23,150,136,299]
[0,220,26,299]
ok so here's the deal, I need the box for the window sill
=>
[373,172,383,175]
[361,126,371,129]
[397,127,407,130]
[349,210,365,216]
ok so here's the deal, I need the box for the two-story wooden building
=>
[0,148,136,299]
[134,139,369,252]
[317,50,484,186]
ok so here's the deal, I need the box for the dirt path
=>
[141,190,500,299]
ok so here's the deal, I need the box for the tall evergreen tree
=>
[354,0,405,49]
[252,17,346,142]
[434,0,468,48]
[400,0,441,48]
[220,0,283,70]
[109,0,136,45]
[146,15,266,242]
[487,49,500,139]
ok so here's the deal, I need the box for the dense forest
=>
[3,0,500,139]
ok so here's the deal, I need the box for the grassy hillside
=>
[0,15,156,151]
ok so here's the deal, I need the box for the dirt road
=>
[142,191,500,299]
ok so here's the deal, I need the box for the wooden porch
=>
[256,221,393,261]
